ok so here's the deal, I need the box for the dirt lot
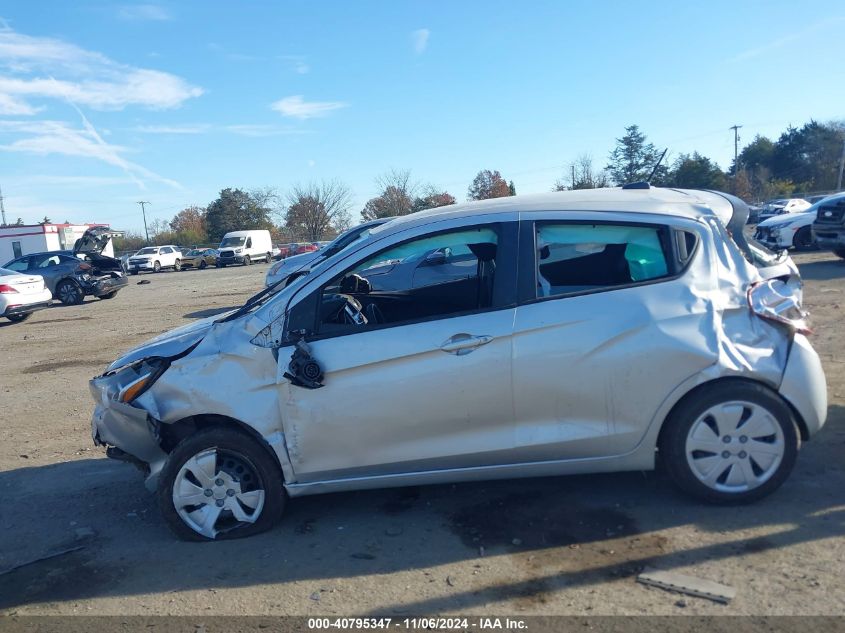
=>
[0,253,844,616]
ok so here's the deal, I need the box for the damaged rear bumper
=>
[90,391,167,491]
[83,274,129,297]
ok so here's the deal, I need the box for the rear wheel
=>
[56,279,84,305]
[7,313,31,323]
[834,248,845,260]
[157,427,285,541]
[130,270,138,276]
[173,258,181,272]
[660,381,798,504]
[792,226,815,251]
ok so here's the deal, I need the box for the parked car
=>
[746,204,762,224]
[3,227,128,305]
[181,248,218,270]
[90,187,825,541]
[127,245,183,274]
[292,242,319,256]
[265,219,391,287]
[758,198,812,221]
[810,191,845,259]
[217,230,273,267]
[0,267,52,322]
[754,210,818,251]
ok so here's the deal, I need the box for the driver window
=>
[317,225,499,335]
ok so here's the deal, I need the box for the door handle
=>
[440,333,493,355]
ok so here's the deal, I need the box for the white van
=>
[216,230,273,267]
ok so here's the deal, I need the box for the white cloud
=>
[271,95,347,120]
[0,118,181,190]
[131,123,211,134]
[279,55,310,75]
[0,25,202,112]
[117,5,171,21]
[729,17,845,62]
[412,28,430,55]
[224,124,311,137]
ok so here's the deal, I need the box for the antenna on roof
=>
[647,148,668,183]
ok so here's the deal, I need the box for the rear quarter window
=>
[535,223,672,298]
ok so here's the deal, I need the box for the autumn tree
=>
[606,125,667,185]
[467,170,511,200]
[205,188,275,242]
[412,187,457,212]
[284,180,353,241]
[168,205,208,245]
[361,169,418,220]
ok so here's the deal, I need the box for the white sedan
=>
[0,267,52,323]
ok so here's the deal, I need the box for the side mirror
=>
[424,251,447,266]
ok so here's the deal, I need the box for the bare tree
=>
[361,169,418,220]
[554,154,611,190]
[285,180,352,241]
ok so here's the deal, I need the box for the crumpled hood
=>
[757,211,813,228]
[106,314,227,371]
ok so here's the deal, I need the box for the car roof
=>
[371,187,736,236]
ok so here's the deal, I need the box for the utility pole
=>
[837,139,845,191]
[137,201,150,243]
[729,124,743,171]
[0,184,6,227]
[570,164,576,189]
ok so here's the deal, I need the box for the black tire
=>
[243,255,251,266]
[660,380,799,504]
[157,427,285,541]
[199,260,207,270]
[153,261,161,273]
[792,226,815,251]
[7,313,32,323]
[99,291,118,300]
[173,258,181,272]
[130,270,138,276]
[265,252,272,263]
[56,279,84,305]
[834,248,845,260]
[217,263,226,268]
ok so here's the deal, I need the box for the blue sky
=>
[1,1,843,232]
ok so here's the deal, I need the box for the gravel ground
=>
[0,252,843,616]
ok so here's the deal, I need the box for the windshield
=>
[136,248,158,255]
[220,236,246,247]
[187,249,202,256]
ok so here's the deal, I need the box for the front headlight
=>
[104,358,169,404]
[235,248,243,254]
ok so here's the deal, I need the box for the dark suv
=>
[811,192,845,258]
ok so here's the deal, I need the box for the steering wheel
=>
[364,302,385,325]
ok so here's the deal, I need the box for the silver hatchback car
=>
[90,187,827,540]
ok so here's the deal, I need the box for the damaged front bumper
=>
[90,379,167,491]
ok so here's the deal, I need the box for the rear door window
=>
[535,223,670,298]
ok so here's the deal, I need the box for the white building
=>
[0,223,111,264]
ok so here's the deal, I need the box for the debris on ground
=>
[637,567,736,604]
[136,280,151,285]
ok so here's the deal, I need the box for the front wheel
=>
[660,381,799,504]
[158,427,285,541]
[243,255,251,266]
[792,226,815,251]
[265,252,272,263]
[7,313,32,323]
[56,279,84,305]
[153,261,161,273]
[99,291,117,300]
[199,260,207,270]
